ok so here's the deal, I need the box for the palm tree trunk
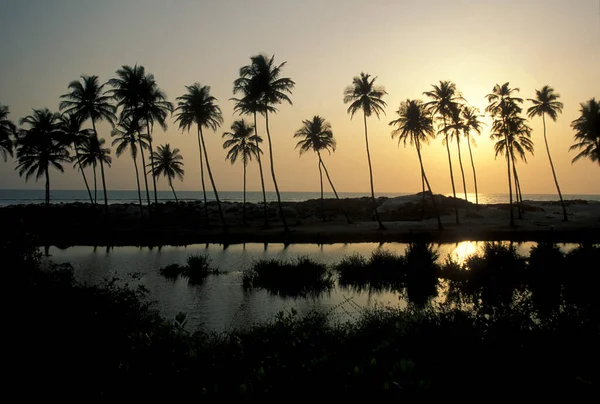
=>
[317,151,352,224]
[132,153,144,217]
[136,130,151,207]
[318,159,325,221]
[421,173,426,220]
[198,126,227,230]
[146,121,158,205]
[92,161,97,204]
[45,168,50,206]
[456,135,468,210]
[243,162,247,225]
[196,127,209,224]
[73,145,93,203]
[264,109,289,232]
[363,112,385,230]
[91,119,108,211]
[169,177,178,204]
[466,134,479,206]
[443,118,459,224]
[416,144,442,230]
[511,153,523,219]
[542,114,568,221]
[253,112,269,228]
[505,134,515,227]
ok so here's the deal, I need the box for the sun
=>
[451,241,479,265]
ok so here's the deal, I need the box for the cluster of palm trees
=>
[0,53,598,230]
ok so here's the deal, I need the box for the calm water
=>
[42,241,581,331]
[2,189,600,206]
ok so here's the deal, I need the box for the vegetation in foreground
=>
[9,232,600,399]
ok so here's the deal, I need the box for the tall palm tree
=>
[231,77,273,228]
[570,98,600,166]
[237,54,295,232]
[343,72,387,230]
[222,119,261,224]
[76,136,112,204]
[1,104,16,162]
[16,109,70,206]
[527,86,567,221]
[108,65,152,206]
[293,115,351,224]
[389,100,443,230]
[58,113,94,203]
[444,105,469,207]
[460,107,485,205]
[486,82,524,227]
[424,81,464,224]
[175,83,227,229]
[59,75,116,209]
[111,117,150,215]
[149,144,184,204]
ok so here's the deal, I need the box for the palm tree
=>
[237,54,295,232]
[149,144,184,204]
[231,76,273,228]
[16,109,71,206]
[486,82,524,227]
[444,105,469,207]
[343,72,387,230]
[460,107,485,205]
[389,100,443,230]
[58,113,94,203]
[424,81,464,224]
[59,75,116,209]
[1,104,16,162]
[222,119,261,224]
[76,136,112,204]
[111,117,150,215]
[175,83,227,229]
[108,65,152,206]
[527,86,567,221]
[570,98,599,166]
[293,115,352,224]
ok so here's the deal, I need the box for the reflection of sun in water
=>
[452,241,479,265]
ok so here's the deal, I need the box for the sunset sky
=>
[1,0,599,195]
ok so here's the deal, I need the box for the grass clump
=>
[158,253,221,283]
[242,256,333,297]
[159,263,184,279]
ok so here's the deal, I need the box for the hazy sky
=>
[1,0,599,195]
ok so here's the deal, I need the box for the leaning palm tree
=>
[237,54,295,232]
[570,98,600,166]
[58,113,94,203]
[149,144,184,204]
[1,104,16,162]
[389,100,443,230]
[293,115,352,224]
[59,75,116,209]
[76,136,112,204]
[222,119,261,224]
[424,80,464,224]
[111,117,150,214]
[486,82,524,227]
[16,109,71,206]
[527,86,567,221]
[460,106,485,205]
[174,83,227,229]
[343,72,387,230]
[231,76,273,228]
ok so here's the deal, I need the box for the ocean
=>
[1,189,599,207]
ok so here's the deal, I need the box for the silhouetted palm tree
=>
[175,83,227,229]
[527,86,567,221]
[77,136,112,204]
[59,75,116,209]
[569,98,599,166]
[461,107,485,205]
[424,81,464,224]
[108,65,152,206]
[231,76,273,228]
[444,105,469,207]
[343,72,387,230]
[389,100,443,229]
[0,104,16,162]
[222,119,261,224]
[237,54,295,232]
[149,144,184,204]
[58,113,94,203]
[16,109,70,206]
[294,116,351,224]
[486,82,524,227]
[111,117,150,214]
